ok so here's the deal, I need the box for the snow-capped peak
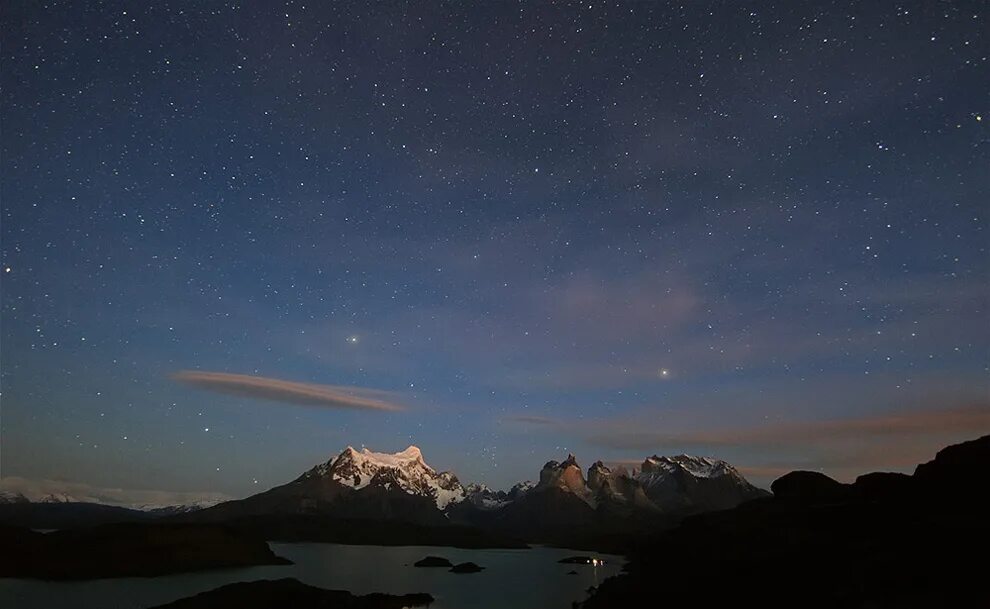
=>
[632,453,767,512]
[509,480,535,495]
[641,454,736,479]
[39,492,78,503]
[306,445,465,509]
[0,490,29,504]
[135,499,224,513]
[351,445,423,466]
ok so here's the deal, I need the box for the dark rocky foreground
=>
[413,555,453,567]
[147,578,433,609]
[580,435,990,608]
[0,523,290,579]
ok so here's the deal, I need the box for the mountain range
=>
[249,446,756,512]
[0,445,767,547]
[160,445,767,547]
[0,490,218,514]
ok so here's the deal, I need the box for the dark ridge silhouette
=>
[914,434,990,499]
[147,578,433,609]
[769,470,850,503]
[0,523,289,580]
[579,435,990,608]
[853,472,914,500]
[0,502,155,529]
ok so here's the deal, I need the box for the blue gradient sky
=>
[2,1,987,502]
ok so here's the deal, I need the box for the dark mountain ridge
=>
[580,434,990,608]
[0,523,289,580]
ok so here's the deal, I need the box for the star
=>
[1,0,983,510]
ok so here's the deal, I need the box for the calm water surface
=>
[0,542,624,608]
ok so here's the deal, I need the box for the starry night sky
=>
[2,1,987,502]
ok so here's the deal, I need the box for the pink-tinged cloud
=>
[587,404,990,450]
[579,404,990,485]
[508,402,989,484]
[172,371,403,412]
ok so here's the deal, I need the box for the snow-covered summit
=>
[508,480,535,497]
[38,492,78,503]
[306,445,466,509]
[640,454,737,479]
[635,453,767,511]
[137,499,224,514]
[0,490,29,504]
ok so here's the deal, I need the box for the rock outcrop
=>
[148,578,433,609]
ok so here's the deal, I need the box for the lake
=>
[0,542,624,608]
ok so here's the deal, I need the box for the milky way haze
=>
[1,2,987,500]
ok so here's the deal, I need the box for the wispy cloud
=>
[0,477,233,509]
[172,371,404,411]
[502,414,559,425]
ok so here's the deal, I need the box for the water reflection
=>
[0,543,624,609]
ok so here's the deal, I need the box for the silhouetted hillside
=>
[0,523,289,580]
[580,435,990,608]
[0,502,154,529]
